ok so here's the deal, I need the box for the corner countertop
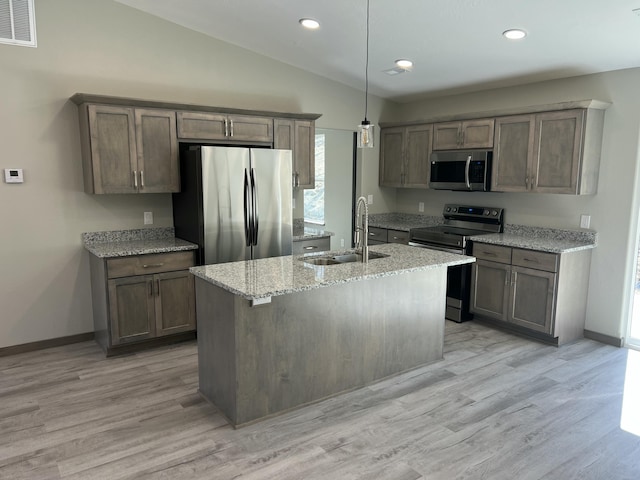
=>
[82,227,198,258]
[470,225,597,253]
[190,243,475,300]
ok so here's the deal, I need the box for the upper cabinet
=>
[379,124,432,188]
[492,108,605,194]
[433,119,494,150]
[177,112,273,144]
[274,119,315,189]
[71,94,321,195]
[78,104,179,194]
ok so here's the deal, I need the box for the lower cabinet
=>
[470,242,591,345]
[293,236,331,254]
[368,227,409,245]
[90,251,196,355]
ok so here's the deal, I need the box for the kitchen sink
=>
[302,251,389,266]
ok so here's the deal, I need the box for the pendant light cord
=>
[364,0,370,122]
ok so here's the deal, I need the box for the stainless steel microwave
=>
[429,150,492,191]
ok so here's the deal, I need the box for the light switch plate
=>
[367,194,373,204]
[4,168,24,183]
[144,212,153,225]
[580,214,591,229]
[419,202,425,212]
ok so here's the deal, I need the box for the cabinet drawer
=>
[293,237,331,254]
[387,229,409,245]
[368,227,388,243]
[472,243,511,264]
[107,251,195,279]
[512,248,558,272]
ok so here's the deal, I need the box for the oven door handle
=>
[409,242,464,255]
[465,155,471,190]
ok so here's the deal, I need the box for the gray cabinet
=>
[274,119,315,189]
[292,236,330,254]
[77,105,179,194]
[470,242,591,345]
[367,227,409,245]
[379,125,432,188]
[90,251,196,355]
[492,109,604,194]
[433,119,494,150]
[177,111,273,143]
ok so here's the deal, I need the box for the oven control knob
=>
[483,210,490,216]
[492,210,498,216]
[452,207,457,213]
[445,207,451,212]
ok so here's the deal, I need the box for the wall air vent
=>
[0,0,36,47]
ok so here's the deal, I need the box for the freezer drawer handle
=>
[304,245,318,250]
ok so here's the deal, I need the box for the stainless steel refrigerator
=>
[172,146,293,265]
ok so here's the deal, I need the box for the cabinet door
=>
[433,122,461,150]
[532,110,584,194]
[460,119,494,148]
[403,125,432,188]
[228,115,273,143]
[155,271,196,336]
[492,115,535,192]
[470,260,510,322]
[293,120,315,188]
[379,127,404,187]
[87,105,137,194]
[176,111,227,140]
[509,266,556,334]
[135,109,179,193]
[108,275,156,345]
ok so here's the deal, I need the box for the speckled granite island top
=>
[82,227,198,258]
[190,243,474,300]
[470,225,598,253]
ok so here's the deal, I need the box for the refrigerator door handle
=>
[250,167,259,246]
[243,169,252,247]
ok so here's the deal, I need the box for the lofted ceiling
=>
[114,0,640,103]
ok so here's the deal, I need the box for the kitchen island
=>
[190,243,474,427]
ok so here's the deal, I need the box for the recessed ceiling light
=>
[299,18,320,30]
[503,29,527,40]
[395,59,413,69]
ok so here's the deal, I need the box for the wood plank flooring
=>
[1,321,639,479]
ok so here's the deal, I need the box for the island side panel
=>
[195,278,237,422]
[234,268,447,426]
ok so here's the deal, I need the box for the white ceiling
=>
[114,0,640,103]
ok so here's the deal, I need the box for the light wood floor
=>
[1,321,639,479]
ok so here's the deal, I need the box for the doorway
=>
[628,250,640,349]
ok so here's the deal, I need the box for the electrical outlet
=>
[292,198,296,209]
[580,214,591,229]
[340,238,345,247]
[419,202,425,213]
[367,194,373,204]
[144,211,153,225]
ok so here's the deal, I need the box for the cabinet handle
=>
[224,118,229,137]
[142,263,164,268]
[140,171,145,188]
[483,251,496,257]
[303,245,318,250]
[369,232,377,237]
[230,119,234,137]
[156,279,160,296]
[133,170,138,188]
[461,130,465,146]
[511,271,516,286]
[504,273,509,286]
[296,172,300,188]
[148,280,153,297]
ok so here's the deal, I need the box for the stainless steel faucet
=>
[355,196,369,263]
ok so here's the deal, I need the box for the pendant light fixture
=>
[357,0,374,148]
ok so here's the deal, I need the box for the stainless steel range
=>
[409,204,504,322]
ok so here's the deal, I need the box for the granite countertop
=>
[190,243,475,300]
[293,222,334,241]
[368,213,442,231]
[470,225,597,253]
[82,227,198,258]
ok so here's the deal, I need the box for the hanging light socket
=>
[357,119,375,148]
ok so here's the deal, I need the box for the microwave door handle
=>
[465,155,471,190]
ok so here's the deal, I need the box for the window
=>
[0,0,37,47]
[304,133,325,224]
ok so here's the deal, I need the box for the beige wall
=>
[0,0,391,348]
[368,69,640,341]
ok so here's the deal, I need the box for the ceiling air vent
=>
[0,0,36,47]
